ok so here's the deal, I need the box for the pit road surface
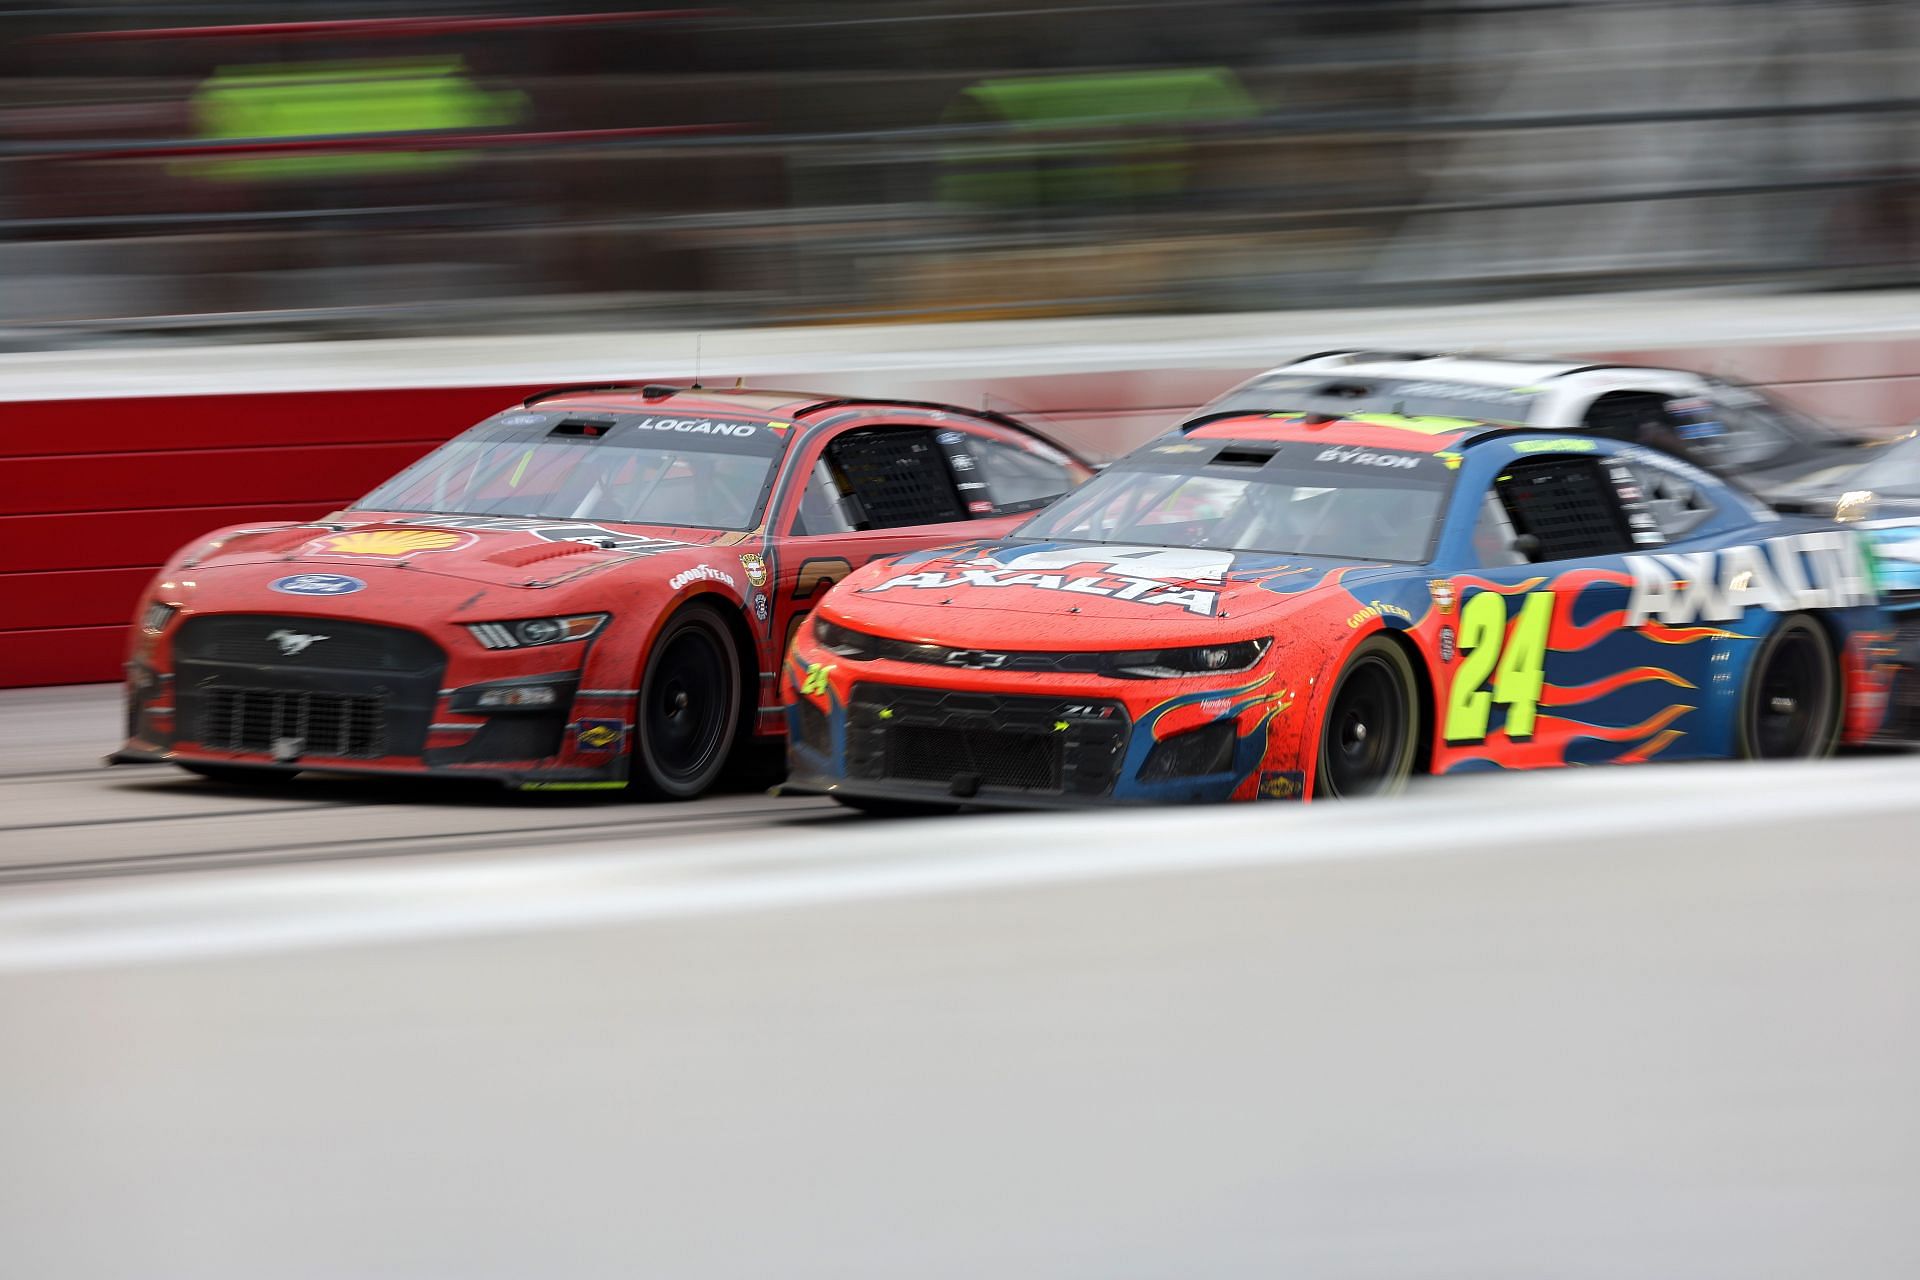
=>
[0,682,840,883]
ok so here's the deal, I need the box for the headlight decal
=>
[1111,638,1271,679]
[467,613,608,650]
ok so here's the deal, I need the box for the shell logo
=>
[308,528,476,558]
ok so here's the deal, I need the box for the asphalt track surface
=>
[0,683,843,884]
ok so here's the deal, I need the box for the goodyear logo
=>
[1346,599,1413,629]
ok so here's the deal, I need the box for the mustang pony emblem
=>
[267,629,328,656]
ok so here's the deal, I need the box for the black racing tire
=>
[1738,613,1842,761]
[1314,636,1420,800]
[629,604,742,801]
[178,762,296,786]
[829,792,962,818]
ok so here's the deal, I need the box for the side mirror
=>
[1511,532,1544,563]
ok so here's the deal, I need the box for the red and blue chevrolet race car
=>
[113,385,1090,797]
[785,408,1917,810]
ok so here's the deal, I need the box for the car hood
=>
[827,538,1403,645]
[179,511,733,591]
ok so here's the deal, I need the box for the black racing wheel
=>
[1315,636,1420,800]
[1739,614,1841,760]
[630,605,742,800]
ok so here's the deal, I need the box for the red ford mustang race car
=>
[785,408,1914,810]
[113,385,1090,797]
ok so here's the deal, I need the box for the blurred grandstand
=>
[0,0,1915,343]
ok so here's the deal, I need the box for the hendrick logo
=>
[267,629,328,656]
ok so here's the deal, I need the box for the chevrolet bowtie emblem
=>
[943,649,1008,669]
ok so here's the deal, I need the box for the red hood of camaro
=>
[822,539,1399,647]
[163,511,746,616]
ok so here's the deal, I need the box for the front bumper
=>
[779,769,1187,811]
[783,638,1304,809]
[120,612,636,790]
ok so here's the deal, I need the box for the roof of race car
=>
[1277,349,1707,387]
[522,384,1024,430]
[514,383,1076,454]
[1181,410,1498,453]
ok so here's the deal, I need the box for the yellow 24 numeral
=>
[1443,590,1554,744]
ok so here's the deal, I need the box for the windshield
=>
[1017,438,1455,564]
[1841,433,1920,497]
[1204,373,1537,424]
[1666,386,1850,472]
[358,409,786,530]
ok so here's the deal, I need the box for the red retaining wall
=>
[0,385,545,688]
[6,335,1919,690]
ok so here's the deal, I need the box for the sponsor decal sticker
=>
[305,528,475,558]
[753,593,769,621]
[866,545,1232,617]
[801,663,834,696]
[1510,437,1598,454]
[630,416,758,437]
[270,573,365,596]
[1438,625,1456,663]
[1625,532,1875,625]
[397,516,687,557]
[1316,446,1420,470]
[575,719,624,751]
[1429,579,1457,614]
[738,552,769,588]
[1347,599,1414,629]
[1258,770,1304,800]
[669,563,738,592]
[967,500,995,515]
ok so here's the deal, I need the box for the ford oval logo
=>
[270,573,366,597]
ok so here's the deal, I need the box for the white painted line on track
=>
[3,756,1918,972]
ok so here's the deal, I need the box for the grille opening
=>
[794,697,833,756]
[196,687,387,759]
[1139,721,1237,780]
[847,684,1127,797]
[885,724,1062,792]
[174,615,442,672]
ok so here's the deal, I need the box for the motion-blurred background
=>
[3,0,1917,345]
